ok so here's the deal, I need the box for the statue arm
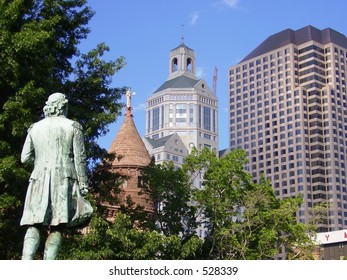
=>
[21,128,34,165]
[72,122,89,194]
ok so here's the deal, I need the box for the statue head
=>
[43,92,68,117]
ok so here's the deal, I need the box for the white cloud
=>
[221,0,239,9]
[133,103,146,112]
[190,11,199,25]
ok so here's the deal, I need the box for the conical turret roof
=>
[108,107,150,167]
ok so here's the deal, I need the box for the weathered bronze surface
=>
[20,93,93,260]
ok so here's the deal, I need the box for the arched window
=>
[187,58,193,72]
[172,58,178,72]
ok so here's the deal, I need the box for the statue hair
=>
[43,93,68,117]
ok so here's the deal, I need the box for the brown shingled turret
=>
[105,90,153,218]
[108,107,151,167]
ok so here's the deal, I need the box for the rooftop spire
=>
[108,88,150,167]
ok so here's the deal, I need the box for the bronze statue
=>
[20,92,93,260]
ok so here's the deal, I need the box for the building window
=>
[172,58,178,72]
[212,109,216,132]
[203,106,211,131]
[198,105,202,128]
[161,105,165,129]
[152,107,160,131]
[147,110,151,133]
[187,58,193,72]
[176,104,187,126]
[189,104,194,126]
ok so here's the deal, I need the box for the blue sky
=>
[79,0,347,151]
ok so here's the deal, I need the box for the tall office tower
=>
[228,26,347,232]
[145,43,218,237]
[146,43,218,159]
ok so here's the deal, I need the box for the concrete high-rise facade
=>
[145,43,218,237]
[146,43,218,156]
[228,26,347,232]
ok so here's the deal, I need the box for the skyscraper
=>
[228,26,347,232]
[146,43,218,155]
[145,43,218,237]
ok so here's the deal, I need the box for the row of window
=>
[231,70,293,81]
[231,113,347,131]
[230,111,347,132]
[230,56,346,95]
[230,47,293,74]
[230,45,347,75]
[231,64,296,83]
[232,135,347,154]
[230,96,347,117]
[198,96,217,106]
[156,153,182,164]
[231,69,345,91]
[147,103,217,133]
[147,96,164,107]
[252,163,347,178]
[148,94,213,106]
[169,95,194,101]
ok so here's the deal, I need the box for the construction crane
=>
[212,66,218,96]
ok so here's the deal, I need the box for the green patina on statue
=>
[20,92,93,260]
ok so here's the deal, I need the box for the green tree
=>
[0,0,125,259]
[58,212,203,260]
[185,147,316,260]
[58,157,203,260]
[140,159,198,239]
[230,179,316,260]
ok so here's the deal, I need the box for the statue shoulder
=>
[58,117,82,131]
[27,120,42,133]
[27,124,34,132]
[72,121,83,131]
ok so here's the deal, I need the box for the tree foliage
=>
[0,0,125,259]
[140,159,198,239]
[0,0,319,261]
[184,148,316,260]
[58,211,203,260]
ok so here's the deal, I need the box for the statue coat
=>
[20,116,88,226]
